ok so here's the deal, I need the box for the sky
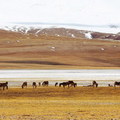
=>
[0,0,120,25]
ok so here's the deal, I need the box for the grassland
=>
[0,35,120,69]
[0,86,120,120]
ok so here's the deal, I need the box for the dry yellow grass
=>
[0,86,120,120]
[0,35,120,69]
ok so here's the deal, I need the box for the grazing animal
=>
[67,81,74,87]
[59,81,77,88]
[92,81,98,87]
[0,82,8,90]
[38,82,41,86]
[42,81,49,86]
[32,82,37,88]
[114,81,120,87]
[71,83,77,87]
[67,81,77,88]
[55,82,58,87]
[59,82,69,88]
[21,82,27,89]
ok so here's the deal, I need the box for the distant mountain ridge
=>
[0,23,120,40]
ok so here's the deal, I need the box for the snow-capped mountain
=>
[0,23,120,40]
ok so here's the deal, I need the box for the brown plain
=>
[0,86,120,120]
[0,32,120,69]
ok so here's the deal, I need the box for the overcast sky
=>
[0,0,119,25]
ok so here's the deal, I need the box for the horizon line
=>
[10,22,120,28]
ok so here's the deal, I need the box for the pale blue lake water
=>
[0,70,120,87]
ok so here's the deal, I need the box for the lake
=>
[0,70,120,87]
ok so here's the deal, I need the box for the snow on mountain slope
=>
[0,22,120,33]
[85,32,92,39]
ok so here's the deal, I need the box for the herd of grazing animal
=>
[0,81,120,90]
[21,81,49,89]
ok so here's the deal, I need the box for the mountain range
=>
[0,23,120,40]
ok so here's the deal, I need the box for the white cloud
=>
[0,0,120,25]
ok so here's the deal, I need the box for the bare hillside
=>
[0,30,119,69]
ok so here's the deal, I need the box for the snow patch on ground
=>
[51,46,56,51]
[55,34,60,37]
[71,34,75,38]
[7,41,10,44]
[16,40,20,43]
[35,29,42,35]
[85,32,92,39]
[101,48,105,51]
